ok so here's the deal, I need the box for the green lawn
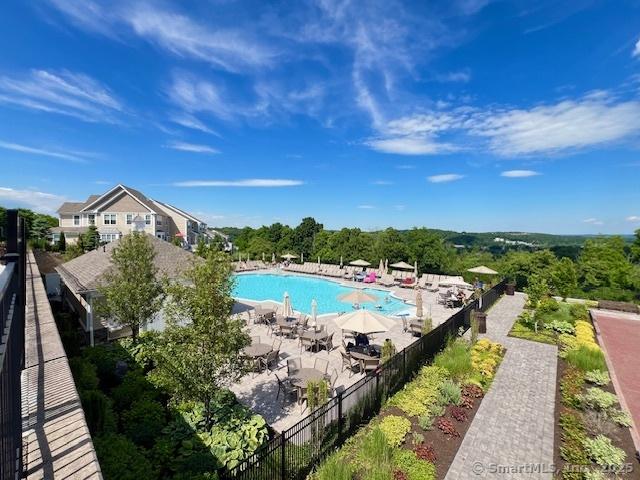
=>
[508,302,575,345]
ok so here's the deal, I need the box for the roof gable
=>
[81,184,157,213]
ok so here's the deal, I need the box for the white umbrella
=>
[301,252,304,263]
[414,261,418,278]
[349,259,371,267]
[339,290,379,304]
[262,252,265,262]
[282,291,294,317]
[439,277,472,288]
[416,290,423,318]
[467,265,499,275]
[272,252,276,263]
[281,253,298,260]
[311,299,318,327]
[378,259,385,274]
[334,310,396,334]
[385,259,388,271]
[340,256,343,268]
[390,261,414,270]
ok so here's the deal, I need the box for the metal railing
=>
[0,210,26,480]
[224,280,506,480]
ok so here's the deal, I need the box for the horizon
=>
[1,1,640,235]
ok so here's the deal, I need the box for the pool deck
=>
[229,269,464,432]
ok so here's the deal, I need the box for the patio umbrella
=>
[282,291,294,317]
[439,277,472,288]
[262,252,265,262]
[385,259,388,271]
[338,289,379,304]
[416,290,423,318]
[349,259,371,267]
[340,256,343,268]
[272,252,276,263]
[414,261,418,278]
[311,299,318,326]
[334,309,396,334]
[467,265,498,275]
[301,252,304,263]
[378,259,385,274]
[281,253,298,260]
[390,261,414,270]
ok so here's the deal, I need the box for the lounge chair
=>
[363,272,377,283]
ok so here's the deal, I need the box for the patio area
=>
[229,272,465,432]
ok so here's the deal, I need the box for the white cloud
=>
[169,113,219,136]
[357,204,375,209]
[394,204,406,211]
[435,70,471,83]
[395,164,416,170]
[367,136,455,155]
[371,180,394,185]
[427,174,464,183]
[0,187,68,214]
[0,140,89,163]
[633,38,640,58]
[0,69,123,123]
[626,215,640,222]
[174,179,304,187]
[500,170,541,178]
[583,218,604,226]
[165,141,219,154]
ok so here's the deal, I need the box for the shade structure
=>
[349,259,371,267]
[390,261,414,270]
[378,259,385,274]
[334,309,396,334]
[467,265,499,275]
[281,253,298,260]
[416,290,423,318]
[338,289,379,304]
[311,299,318,326]
[439,277,472,288]
[282,291,294,317]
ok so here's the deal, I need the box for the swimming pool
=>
[233,273,409,315]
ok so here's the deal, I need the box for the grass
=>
[508,322,557,344]
[565,345,607,372]
[536,302,575,325]
[313,453,353,480]
[433,340,473,380]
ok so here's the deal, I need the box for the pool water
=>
[233,273,409,315]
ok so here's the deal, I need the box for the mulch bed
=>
[553,359,640,479]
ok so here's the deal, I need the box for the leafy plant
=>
[608,408,632,427]
[565,346,607,372]
[421,317,433,335]
[436,418,459,437]
[434,341,473,380]
[387,366,447,418]
[410,431,424,446]
[413,444,437,463]
[80,389,117,436]
[449,406,468,422]
[382,339,397,364]
[378,415,411,447]
[569,303,589,322]
[392,449,436,480]
[94,433,156,480]
[583,435,626,468]
[544,320,575,335]
[560,366,585,408]
[584,370,610,386]
[438,380,461,406]
[69,357,100,392]
[122,399,167,448]
[313,452,353,480]
[461,384,483,398]
[418,414,433,431]
[111,369,159,412]
[580,388,617,411]
[459,396,474,409]
[558,411,589,466]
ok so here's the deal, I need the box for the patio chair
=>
[340,350,358,377]
[342,329,355,342]
[300,336,315,354]
[260,349,280,374]
[275,373,297,403]
[318,324,326,333]
[310,358,326,375]
[410,323,423,336]
[287,358,301,376]
[272,338,282,351]
[360,357,380,375]
[297,386,308,413]
[318,333,334,352]
[401,317,408,332]
[279,325,296,339]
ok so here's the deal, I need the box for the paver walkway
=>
[446,293,557,479]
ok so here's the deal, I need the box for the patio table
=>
[243,343,272,358]
[289,368,327,388]
[300,330,328,350]
[276,316,299,327]
[348,345,382,360]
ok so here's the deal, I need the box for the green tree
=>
[81,224,101,251]
[630,228,640,264]
[31,216,52,240]
[151,251,249,429]
[500,250,557,289]
[57,231,66,252]
[524,274,550,310]
[551,257,578,300]
[405,228,454,274]
[293,217,323,259]
[97,233,165,341]
[374,228,409,264]
[578,237,632,291]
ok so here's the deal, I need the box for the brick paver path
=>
[446,293,557,479]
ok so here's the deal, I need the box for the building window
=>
[88,214,95,225]
[104,214,116,225]
[100,233,118,242]
[73,215,80,226]
[126,214,133,225]
[157,217,162,226]
[145,214,151,225]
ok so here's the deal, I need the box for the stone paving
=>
[446,293,558,480]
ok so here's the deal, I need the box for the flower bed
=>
[309,338,505,480]
[509,299,589,345]
[553,312,637,479]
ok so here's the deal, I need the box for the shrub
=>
[584,370,610,386]
[436,418,459,437]
[565,346,607,372]
[537,297,560,315]
[122,399,166,448]
[459,396,474,409]
[558,411,589,466]
[434,341,473,380]
[560,366,585,408]
[111,369,159,412]
[438,380,461,406]
[449,406,468,422]
[313,452,353,480]
[574,321,600,351]
[418,414,433,431]
[580,388,617,411]
[413,444,437,463]
[583,435,626,468]
[379,416,412,447]
[82,345,129,390]
[393,449,436,480]
[94,433,156,480]
[608,409,632,427]
[80,389,117,436]
[382,339,397,363]
[583,469,605,480]
[569,303,589,321]
[544,320,575,335]
[69,357,99,392]
[558,334,578,357]
[461,384,484,398]
[387,366,447,418]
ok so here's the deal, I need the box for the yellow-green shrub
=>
[378,415,411,447]
[386,366,447,417]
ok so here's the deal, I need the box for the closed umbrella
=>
[390,261,414,270]
[378,259,385,274]
[301,252,304,263]
[414,261,418,278]
[467,265,498,275]
[272,252,276,263]
[385,259,388,271]
[282,291,294,317]
[339,289,379,304]
[262,252,265,262]
[416,290,423,318]
[311,299,318,328]
[334,309,396,334]
[340,256,343,268]
[318,256,321,266]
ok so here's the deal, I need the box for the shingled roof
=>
[56,234,201,294]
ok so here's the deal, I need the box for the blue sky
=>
[0,0,639,234]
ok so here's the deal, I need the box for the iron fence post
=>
[280,433,286,480]
[337,392,343,444]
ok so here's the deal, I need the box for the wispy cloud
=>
[395,164,416,170]
[169,113,220,136]
[367,136,455,155]
[0,69,123,123]
[626,215,640,222]
[174,179,304,187]
[0,187,68,213]
[427,174,464,183]
[394,204,406,211]
[633,38,640,58]
[435,70,471,83]
[165,141,219,154]
[0,140,89,163]
[357,204,375,209]
[371,180,394,185]
[501,170,541,178]
[583,218,604,226]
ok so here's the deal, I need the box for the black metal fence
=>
[0,211,26,480]
[224,280,506,480]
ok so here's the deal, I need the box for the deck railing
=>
[0,210,26,480]
[224,280,506,480]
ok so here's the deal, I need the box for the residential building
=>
[52,184,208,247]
